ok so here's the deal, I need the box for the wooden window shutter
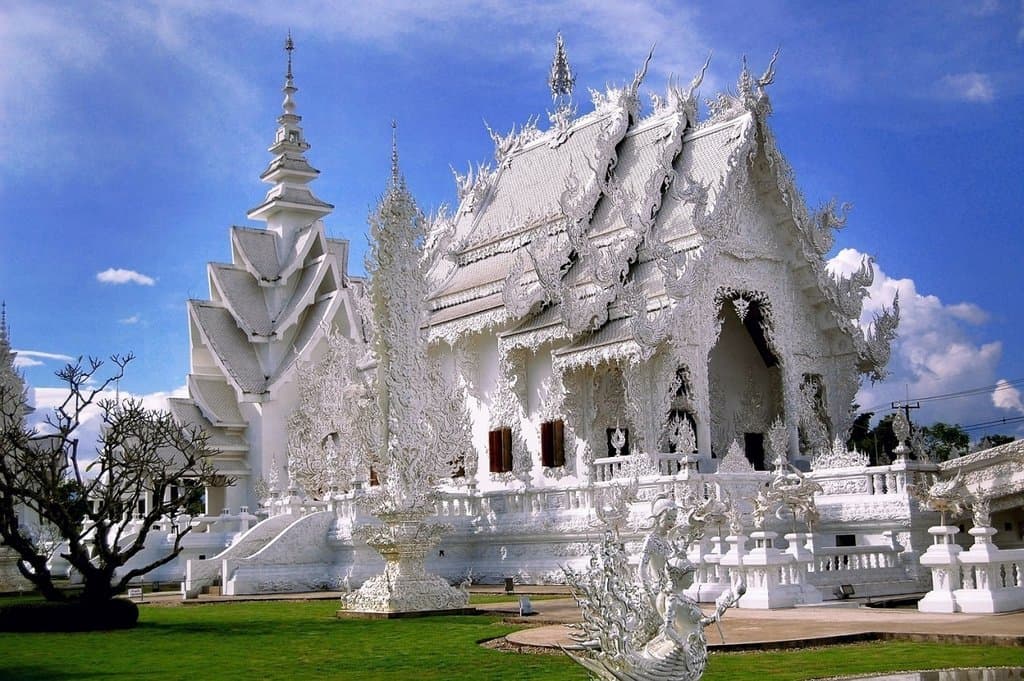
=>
[540,421,554,467]
[553,419,565,467]
[501,427,513,472]
[541,420,565,468]
[488,430,502,473]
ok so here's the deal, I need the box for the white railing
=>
[592,454,633,482]
[811,463,937,498]
[812,545,900,573]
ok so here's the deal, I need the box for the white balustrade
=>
[812,546,899,573]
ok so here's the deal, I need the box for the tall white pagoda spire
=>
[248,32,333,237]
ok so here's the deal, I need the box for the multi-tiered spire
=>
[0,302,30,425]
[248,33,332,234]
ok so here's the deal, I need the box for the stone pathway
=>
[499,598,1024,650]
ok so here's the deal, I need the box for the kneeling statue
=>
[564,497,744,681]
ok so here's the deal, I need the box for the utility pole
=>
[891,400,920,426]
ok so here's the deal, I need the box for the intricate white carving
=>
[451,163,496,214]
[970,496,991,528]
[909,471,969,525]
[667,412,697,455]
[486,117,541,168]
[340,511,467,613]
[717,440,754,473]
[798,374,830,455]
[811,437,869,470]
[334,157,472,612]
[860,295,901,383]
[563,495,743,681]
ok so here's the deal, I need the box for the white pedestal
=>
[917,525,962,613]
[784,532,822,605]
[727,531,797,610]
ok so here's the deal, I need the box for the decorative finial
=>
[285,30,294,84]
[390,120,402,185]
[0,301,7,343]
[548,32,575,103]
[282,32,297,115]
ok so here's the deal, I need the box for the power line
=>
[860,377,1024,414]
[959,415,1024,433]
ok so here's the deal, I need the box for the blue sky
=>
[2,0,1023,439]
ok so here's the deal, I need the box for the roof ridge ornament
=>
[630,45,655,98]
[547,32,578,147]
[738,49,778,116]
[548,32,575,104]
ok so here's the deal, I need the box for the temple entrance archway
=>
[708,297,783,469]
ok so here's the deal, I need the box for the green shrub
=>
[0,598,138,632]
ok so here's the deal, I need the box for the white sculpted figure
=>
[564,496,743,681]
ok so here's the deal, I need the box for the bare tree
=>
[0,354,226,604]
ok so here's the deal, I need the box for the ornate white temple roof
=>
[425,45,895,387]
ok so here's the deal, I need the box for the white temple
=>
[158,38,1024,611]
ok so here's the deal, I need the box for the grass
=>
[0,599,1019,681]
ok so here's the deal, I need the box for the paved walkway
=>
[499,598,1024,650]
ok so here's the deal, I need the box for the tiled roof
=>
[273,257,334,336]
[209,263,272,336]
[450,113,613,249]
[552,317,634,358]
[429,292,504,326]
[655,114,751,243]
[232,228,280,281]
[187,374,245,427]
[588,117,675,239]
[189,300,267,395]
[167,398,248,452]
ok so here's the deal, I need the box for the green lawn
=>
[0,600,1019,681]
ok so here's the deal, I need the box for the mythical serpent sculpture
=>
[564,496,744,681]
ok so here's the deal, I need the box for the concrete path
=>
[501,598,1024,650]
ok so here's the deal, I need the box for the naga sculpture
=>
[564,497,744,681]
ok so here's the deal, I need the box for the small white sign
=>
[127,587,144,601]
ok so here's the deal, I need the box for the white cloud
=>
[119,314,141,325]
[993,379,1024,414]
[0,4,107,178]
[828,248,1003,428]
[135,0,714,93]
[939,72,995,103]
[96,268,156,286]
[28,383,188,461]
[12,349,75,369]
[0,2,261,183]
